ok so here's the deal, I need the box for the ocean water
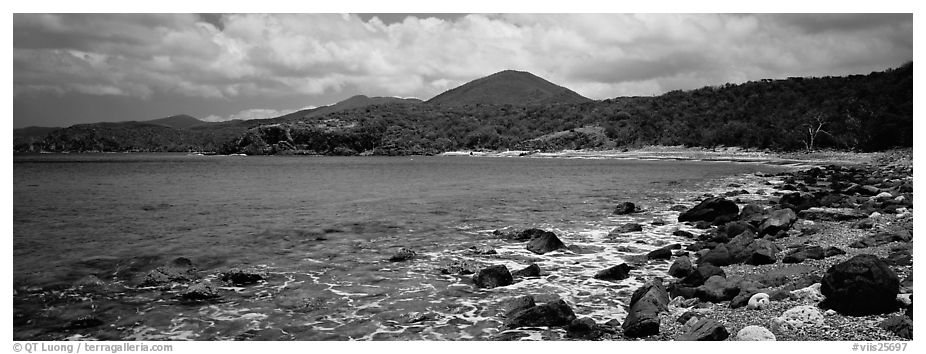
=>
[13,154,792,340]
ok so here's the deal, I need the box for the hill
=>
[426,70,591,106]
[141,114,208,129]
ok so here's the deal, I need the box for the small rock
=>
[789,283,824,302]
[771,305,824,332]
[735,325,776,341]
[747,293,770,310]
[616,223,644,233]
[469,245,497,255]
[668,255,693,278]
[879,315,913,339]
[676,318,729,341]
[512,263,541,277]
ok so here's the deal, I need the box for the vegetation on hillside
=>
[17,63,912,155]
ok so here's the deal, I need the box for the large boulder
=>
[668,255,694,278]
[526,233,567,254]
[744,239,780,265]
[504,299,577,329]
[594,264,632,281]
[725,230,756,263]
[738,204,767,225]
[778,193,816,212]
[622,278,671,338]
[499,228,555,242]
[676,318,729,341]
[735,325,776,341]
[473,265,514,289]
[678,197,739,223]
[820,254,899,316]
[758,208,797,236]
[613,202,637,215]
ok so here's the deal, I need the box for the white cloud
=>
[13,13,912,102]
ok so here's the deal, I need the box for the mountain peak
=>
[426,70,591,106]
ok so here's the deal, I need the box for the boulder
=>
[782,245,825,263]
[887,246,912,266]
[700,243,734,266]
[500,295,536,317]
[566,317,606,340]
[594,264,632,281]
[849,231,912,248]
[673,230,696,238]
[526,233,567,254]
[512,264,542,277]
[676,318,729,341]
[799,207,867,222]
[725,230,756,263]
[735,325,776,341]
[879,315,913,339]
[622,278,671,338]
[646,245,674,260]
[219,268,265,286]
[758,208,797,236]
[738,204,766,225]
[679,263,726,288]
[747,293,770,310]
[778,193,816,212]
[668,255,694,278]
[388,248,417,262]
[771,305,824,332]
[504,299,577,329]
[613,202,637,215]
[744,239,780,265]
[678,197,739,223]
[616,223,644,233]
[473,265,514,289]
[823,246,846,258]
[821,254,899,316]
[722,222,755,240]
[695,275,741,303]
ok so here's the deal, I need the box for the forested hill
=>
[17,63,912,154]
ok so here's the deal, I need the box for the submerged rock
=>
[613,202,637,215]
[438,259,480,275]
[473,265,514,289]
[141,257,198,286]
[526,233,567,254]
[220,268,265,286]
[388,248,417,262]
[512,264,542,277]
[180,280,221,300]
[594,264,632,281]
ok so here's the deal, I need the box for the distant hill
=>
[426,70,591,106]
[268,95,422,123]
[141,114,208,129]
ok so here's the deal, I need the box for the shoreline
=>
[440,146,878,167]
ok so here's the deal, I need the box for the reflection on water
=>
[13,154,790,340]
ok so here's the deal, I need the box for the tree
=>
[802,113,831,151]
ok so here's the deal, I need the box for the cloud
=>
[13,13,913,102]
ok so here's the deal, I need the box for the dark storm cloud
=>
[13,13,913,127]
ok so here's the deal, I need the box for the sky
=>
[12,13,913,128]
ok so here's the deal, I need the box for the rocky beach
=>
[474,148,913,341]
